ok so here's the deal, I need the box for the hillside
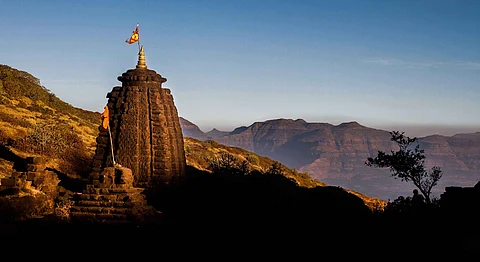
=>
[179,118,480,201]
[0,64,386,210]
[0,64,100,177]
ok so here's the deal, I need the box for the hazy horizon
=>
[181,116,480,138]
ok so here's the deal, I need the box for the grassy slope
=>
[0,64,386,210]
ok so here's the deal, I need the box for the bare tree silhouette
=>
[366,131,443,204]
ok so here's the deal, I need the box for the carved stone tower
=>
[91,46,186,188]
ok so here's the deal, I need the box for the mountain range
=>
[179,117,480,201]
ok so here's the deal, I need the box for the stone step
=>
[83,187,144,195]
[77,200,133,207]
[70,212,128,222]
[79,193,118,201]
[70,206,130,214]
[78,193,146,203]
[70,212,128,221]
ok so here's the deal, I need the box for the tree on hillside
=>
[208,152,250,176]
[365,131,443,204]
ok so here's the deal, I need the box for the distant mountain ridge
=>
[179,117,480,200]
[179,117,229,140]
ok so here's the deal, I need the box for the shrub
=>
[246,153,259,165]
[204,140,219,147]
[54,199,74,222]
[13,123,93,177]
[208,152,250,176]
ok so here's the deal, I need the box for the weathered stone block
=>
[78,200,103,206]
[85,206,103,213]
[117,208,131,214]
[70,212,97,221]
[115,167,134,186]
[32,176,45,187]
[26,172,37,181]
[93,154,104,160]
[96,136,109,145]
[100,195,117,201]
[95,147,107,156]
[0,178,16,187]
[11,171,22,178]
[26,164,37,172]
[80,194,98,200]
[26,156,44,165]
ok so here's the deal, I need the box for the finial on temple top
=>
[136,45,147,69]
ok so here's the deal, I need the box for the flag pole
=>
[137,23,141,53]
[107,123,116,166]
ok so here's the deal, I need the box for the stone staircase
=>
[70,166,157,224]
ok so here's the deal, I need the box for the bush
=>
[380,192,440,220]
[54,199,75,222]
[208,152,250,176]
[246,153,259,165]
[204,140,219,147]
[14,124,84,157]
[13,123,93,177]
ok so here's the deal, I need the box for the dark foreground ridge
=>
[2,212,477,259]
[2,167,479,258]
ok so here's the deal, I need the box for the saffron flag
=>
[125,24,139,44]
[101,106,109,130]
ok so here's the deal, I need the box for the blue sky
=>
[1,0,479,136]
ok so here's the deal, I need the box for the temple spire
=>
[136,45,147,69]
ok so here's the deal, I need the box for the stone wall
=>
[0,156,59,221]
[0,156,59,198]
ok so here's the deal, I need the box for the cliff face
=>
[179,117,207,141]
[447,133,480,171]
[180,118,480,201]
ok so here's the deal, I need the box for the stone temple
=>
[90,46,186,188]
